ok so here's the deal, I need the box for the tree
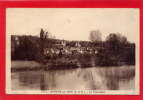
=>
[89,30,102,42]
[106,33,128,45]
[14,36,39,60]
[40,28,45,40]
[103,33,134,66]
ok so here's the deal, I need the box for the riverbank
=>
[11,60,135,72]
[11,61,78,72]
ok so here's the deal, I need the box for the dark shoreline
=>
[11,61,135,72]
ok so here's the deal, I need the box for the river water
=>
[11,66,135,90]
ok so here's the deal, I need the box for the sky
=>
[6,8,139,43]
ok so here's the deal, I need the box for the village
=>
[11,29,135,71]
[11,29,102,60]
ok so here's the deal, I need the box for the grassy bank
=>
[11,60,135,72]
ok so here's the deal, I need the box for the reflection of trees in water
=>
[77,69,97,90]
[106,77,119,90]
[40,70,46,90]
[15,66,135,90]
[19,71,41,87]
[46,71,57,89]
[92,66,135,90]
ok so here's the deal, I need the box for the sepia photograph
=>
[6,8,139,94]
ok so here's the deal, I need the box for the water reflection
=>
[11,66,135,90]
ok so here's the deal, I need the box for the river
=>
[11,66,135,90]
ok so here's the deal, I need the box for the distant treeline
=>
[11,33,135,66]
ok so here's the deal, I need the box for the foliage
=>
[96,33,135,66]
[89,30,102,42]
[11,32,135,66]
[12,36,40,60]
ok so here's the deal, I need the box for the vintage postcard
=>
[6,8,140,94]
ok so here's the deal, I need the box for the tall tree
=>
[40,28,45,40]
[89,30,102,42]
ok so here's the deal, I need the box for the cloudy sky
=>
[6,8,139,43]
